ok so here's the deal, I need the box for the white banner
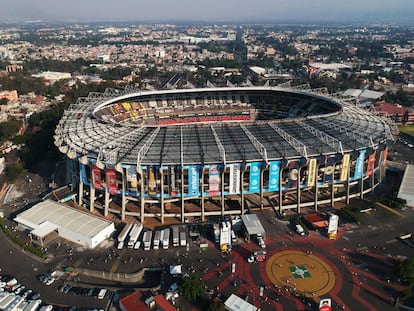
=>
[229,164,241,194]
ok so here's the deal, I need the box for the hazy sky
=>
[1,0,414,23]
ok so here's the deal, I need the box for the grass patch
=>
[399,125,414,137]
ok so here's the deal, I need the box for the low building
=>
[14,199,115,248]
[373,101,414,124]
[398,164,414,208]
[225,294,257,311]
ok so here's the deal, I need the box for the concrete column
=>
[121,167,126,221]
[104,189,109,217]
[160,168,164,224]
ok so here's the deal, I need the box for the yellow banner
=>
[340,154,350,182]
[307,158,317,186]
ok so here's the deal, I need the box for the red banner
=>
[106,168,117,194]
[367,152,376,176]
[92,164,102,190]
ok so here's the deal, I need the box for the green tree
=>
[0,98,8,105]
[207,301,225,311]
[178,274,205,302]
[6,161,24,182]
[395,256,414,286]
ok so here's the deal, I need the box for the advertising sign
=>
[307,158,317,187]
[79,163,88,185]
[170,166,177,196]
[249,162,261,193]
[324,156,335,183]
[209,165,220,196]
[188,166,200,196]
[268,161,281,191]
[92,164,102,190]
[148,167,157,195]
[354,149,366,180]
[340,154,350,182]
[229,164,241,194]
[106,168,117,195]
[367,152,376,176]
[126,166,138,193]
[288,160,299,189]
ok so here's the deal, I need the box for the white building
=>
[14,200,115,248]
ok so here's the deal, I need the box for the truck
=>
[127,223,143,248]
[153,230,161,250]
[213,224,220,244]
[143,230,152,251]
[220,227,231,251]
[117,223,133,243]
[179,230,187,247]
[162,228,170,249]
[172,226,179,247]
[97,288,107,300]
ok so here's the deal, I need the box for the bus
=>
[172,226,179,247]
[128,223,143,248]
[153,230,161,250]
[117,223,133,243]
[162,228,170,249]
[143,231,152,251]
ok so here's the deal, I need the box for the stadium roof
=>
[14,200,113,239]
[54,85,392,166]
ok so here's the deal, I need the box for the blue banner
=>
[79,163,88,185]
[249,162,261,193]
[354,149,366,180]
[188,166,200,196]
[324,156,336,183]
[268,161,281,191]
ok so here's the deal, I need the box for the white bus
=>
[153,230,161,250]
[162,228,170,249]
[172,226,179,247]
[128,223,143,248]
[143,231,152,251]
[117,223,133,243]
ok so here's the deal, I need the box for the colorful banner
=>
[288,160,299,189]
[106,168,117,195]
[367,152,376,176]
[126,166,138,193]
[354,149,366,180]
[92,164,102,190]
[188,166,200,196]
[382,147,388,166]
[79,163,88,185]
[340,154,350,182]
[249,162,261,193]
[170,166,177,196]
[229,164,241,194]
[209,165,220,196]
[148,167,157,195]
[307,158,317,187]
[268,161,281,191]
[324,156,336,183]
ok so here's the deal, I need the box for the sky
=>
[1,0,414,23]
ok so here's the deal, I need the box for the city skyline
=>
[1,0,414,24]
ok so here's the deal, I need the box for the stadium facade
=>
[54,85,393,223]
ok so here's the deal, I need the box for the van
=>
[295,224,305,236]
[98,288,107,300]
[117,241,124,250]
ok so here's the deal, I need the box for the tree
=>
[0,98,8,105]
[402,110,409,125]
[207,301,226,311]
[178,274,205,302]
[395,256,414,286]
[6,161,24,182]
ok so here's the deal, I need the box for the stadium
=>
[54,84,393,224]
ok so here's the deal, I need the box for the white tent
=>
[169,264,182,275]
[224,294,257,311]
